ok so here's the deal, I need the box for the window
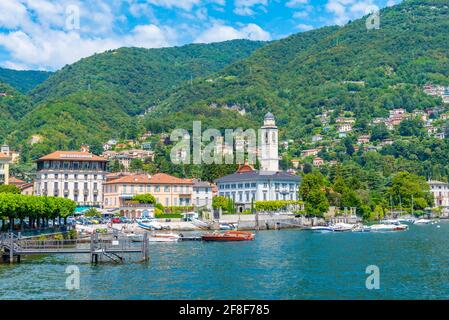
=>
[94,182,98,191]
[263,192,267,201]
[164,186,170,192]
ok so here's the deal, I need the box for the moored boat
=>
[414,219,432,225]
[148,232,181,242]
[202,230,255,241]
[331,223,354,232]
[310,226,333,233]
[370,223,408,232]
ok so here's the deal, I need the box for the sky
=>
[0,0,403,71]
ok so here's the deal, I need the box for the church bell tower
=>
[260,112,279,172]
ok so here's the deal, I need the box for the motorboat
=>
[370,223,408,231]
[331,223,354,232]
[352,224,371,232]
[202,230,255,241]
[191,218,210,229]
[219,223,237,230]
[310,226,334,233]
[414,219,432,225]
[137,220,166,231]
[148,232,181,242]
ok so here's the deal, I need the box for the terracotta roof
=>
[104,173,193,185]
[8,177,26,185]
[0,152,11,159]
[37,151,107,162]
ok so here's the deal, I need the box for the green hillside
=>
[1,40,265,158]
[147,0,449,138]
[0,68,51,93]
[30,40,266,116]
[0,82,33,140]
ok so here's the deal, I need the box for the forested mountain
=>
[0,82,33,139]
[2,40,265,156]
[146,0,449,138]
[0,68,51,93]
[30,40,266,115]
[2,0,449,165]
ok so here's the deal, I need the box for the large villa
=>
[215,113,301,213]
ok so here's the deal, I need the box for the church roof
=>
[264,112,275,120]
[215,170,300,184]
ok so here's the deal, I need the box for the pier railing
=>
[1,232,149,263]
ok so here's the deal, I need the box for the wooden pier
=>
[0,232,149,264]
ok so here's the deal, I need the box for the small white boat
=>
[310,226,333,233]
[352,224,371,232]
[219,223,237,230]
[137,220,166,231]
[191,218,210,229]
[148,232,180,242]
[331,223,354,232]
[414,219,432,225]
[370,223,408,232]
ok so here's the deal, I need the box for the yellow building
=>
[103,173,193,210]
[0,152,11,185]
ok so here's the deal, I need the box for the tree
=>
[300,172,329,216]
[0,184,21,194]
[133,194,156,204]
[85,208,101,218]
[371,123,389,141]
[386,172,432,213]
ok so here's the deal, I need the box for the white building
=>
[428,180,449,212]
[215,113,300,213]
[34,150,108,207]
[192,179,213,209]
[0,151,11,185]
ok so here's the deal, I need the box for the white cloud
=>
[144,0,202,11]
[194,23,270,43]
[0,0,29,29]
[296,23,314,31]
[325,0,379,26]
[234,0,268,16]
[0,24,175,70]
[286,0,309,8]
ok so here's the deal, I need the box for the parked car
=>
[111,217,121,223]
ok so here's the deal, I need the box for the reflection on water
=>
[1,222,449,300]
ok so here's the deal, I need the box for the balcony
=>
[64,189,69,195]
[74,189,79,195]
[93,189,99,195]
[53,189,59,196]
[83,189,89,195]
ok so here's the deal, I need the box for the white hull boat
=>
[310,226,334,233]
[148,232,181,242]
[414,219,432,225]
[331,223,354,232]
[370,223,408,232]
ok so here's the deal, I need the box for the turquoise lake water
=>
[1,221,449,300]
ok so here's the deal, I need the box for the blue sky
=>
[0,0,402,71]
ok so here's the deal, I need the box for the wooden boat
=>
[202,230,255,241]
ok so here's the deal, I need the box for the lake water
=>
[1,222,449,300]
